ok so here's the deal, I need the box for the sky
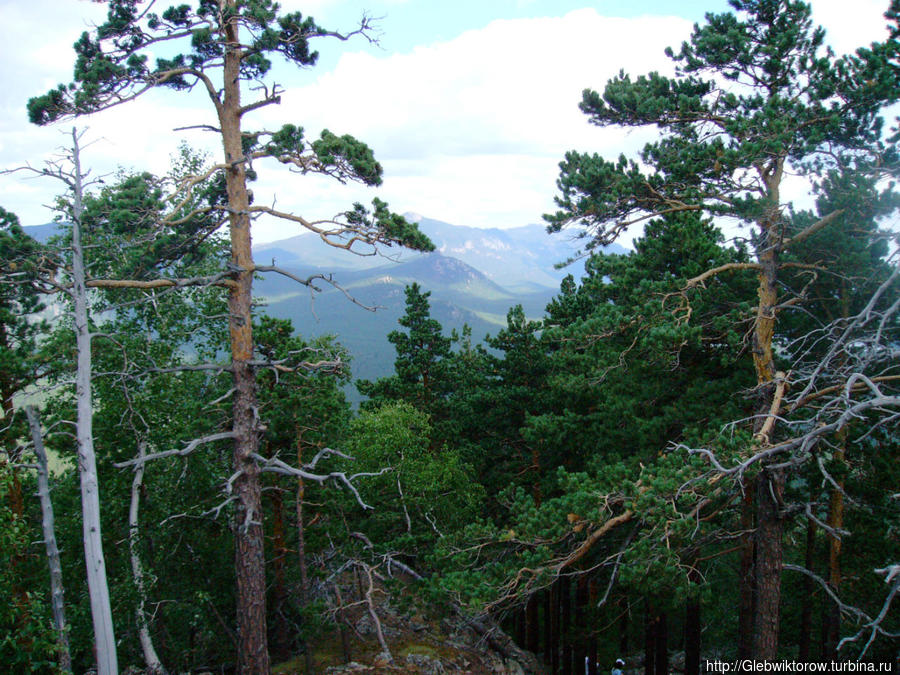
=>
[0,0,894,246]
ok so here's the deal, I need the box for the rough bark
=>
[752,468,784,660]
[129,440,165,674]
[220,6,269,672]
[71,130,118,675]
[26,405,72,673]
[750,176,785,661]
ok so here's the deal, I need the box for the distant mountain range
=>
[254,215,626,389]
[22,216,627,393]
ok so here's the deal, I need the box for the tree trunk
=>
[221,7,269,672]
[26,405,72,673]
[562,575,572,675]
[296,438,315,675]
[268,488,291,663]
[738,488,756,660]
[71,130,118,675]
[588,581,599,675]
[575,577,588,675]
[550,582,560,673]
[822,444,845,661]
[333,583,353,664]
[654,611,668,675]
[684,594,700,675]
[544,588,552,667]
[798,518,815,662]
[750,199,784,661]
[129,440,165,674]
[752,468,784,660]
[644,599,656,675]
[619,596,629,656]
[526,593,539,654]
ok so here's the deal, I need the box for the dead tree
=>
[25,405,72,673]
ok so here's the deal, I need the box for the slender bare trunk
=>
[26,405,72,673]
[129,440,165,674]
[70,130,118,675]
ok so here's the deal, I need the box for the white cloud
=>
[809,0,891,54]
[247,9,692,241]
[0,2,893,247]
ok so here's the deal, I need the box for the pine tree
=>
[358,282,452,413]
[27,3,432,671]
[545,0,898,657]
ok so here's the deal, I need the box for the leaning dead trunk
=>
[129,440,165,674]
[70,130,118,675]
[25,405,71,673]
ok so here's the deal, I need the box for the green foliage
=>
[358,283,451,411]
[0,467,58,672]
[546,0,899,248]
[345,402,482,557]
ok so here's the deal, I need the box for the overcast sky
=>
[0,0,893,245]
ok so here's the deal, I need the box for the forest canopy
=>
[1,1,898,674]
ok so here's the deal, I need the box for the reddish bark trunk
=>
[752,469,784,660]
[268,489,291,662]
[222,5,269,671]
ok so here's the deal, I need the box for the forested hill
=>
[253,216,626,387]
[22,217,623,388]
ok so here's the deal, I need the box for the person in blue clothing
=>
[612,658,626,675]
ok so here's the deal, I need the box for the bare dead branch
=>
[113,432,236,468]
